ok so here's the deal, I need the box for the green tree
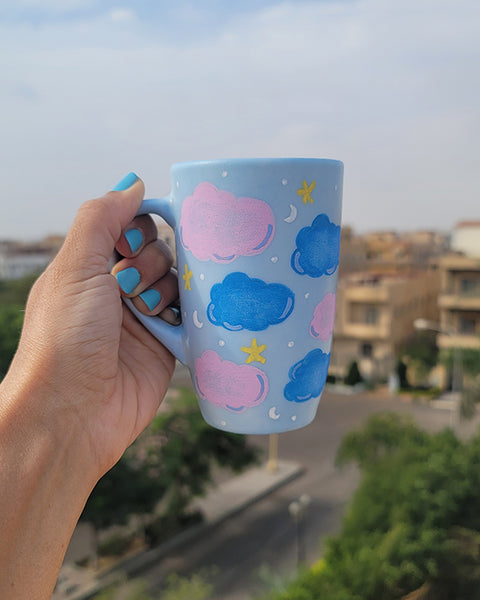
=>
[344,360,363,386]
[0,273,37,379]
[150,389,260,519]
[0,306,24,378]
[81,388,260,548]
[0,272,37,306]
[264,413,480,600]
[94,572,214,600]
[400,331,438,383]
[396,359,409,389]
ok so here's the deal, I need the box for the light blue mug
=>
[126,158,343,434]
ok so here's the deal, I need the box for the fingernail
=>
[162,306,181,325]
[112,172,138,191]
[140,289,162,311]
[125,228,143,253]
[116,267,140,294]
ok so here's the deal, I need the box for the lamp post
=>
[267,433,279,473]
[288,494,311,568]
[413,318,462,423]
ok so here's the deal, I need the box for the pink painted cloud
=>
[194,350,269,412]
[179,182,275,263]
[310,292,336,341]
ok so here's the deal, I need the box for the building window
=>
[365,306,378,324]
[349,303,379,324]
[459,317,476,334]
[460,278,480,296]
[361,343,373,358]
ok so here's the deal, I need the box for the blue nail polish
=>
[140,289,162,311]
[116,267,140,294]
[112,172,138,191]
[125,228,143,253]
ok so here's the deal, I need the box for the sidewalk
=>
[54,460,304,600]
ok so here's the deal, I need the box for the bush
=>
[98,533,135,558]
[265,413,480,600]
[344,361,363,386]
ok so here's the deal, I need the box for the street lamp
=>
[288,494,311,568]
[413,318,462,421]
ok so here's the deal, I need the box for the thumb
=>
[61,173,145,277]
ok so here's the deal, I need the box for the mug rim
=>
[171,157,343,170]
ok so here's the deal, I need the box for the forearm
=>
[0,368,96,600]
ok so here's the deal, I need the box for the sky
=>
[0,0,479,240]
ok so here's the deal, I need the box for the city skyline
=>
[1,0,479,240]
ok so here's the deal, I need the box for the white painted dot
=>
[282,178,288,186]
[270,256,278,263]
[220,420,227,427]
[221,170,228,178]
[334,185,338,191]
[291,415,297,421]
[200,273,205,280]
[305,292,310,299]
[288,341,295,348]
[176,181,180,188]
[219,340,225,347]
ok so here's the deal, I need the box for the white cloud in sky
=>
[0,0,479,239]
[109,8,136,23]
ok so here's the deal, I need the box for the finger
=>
[111,239,174,297]
[57,173,145,279]
[159,305,182,325]
[115,214,158,258]
[132,269,179,315]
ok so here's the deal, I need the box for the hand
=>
[5,173,177,478]
[0,173,179,599]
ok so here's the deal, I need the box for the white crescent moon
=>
[193,310,204,328]
[284,204,297,223]
[269,406,280,420]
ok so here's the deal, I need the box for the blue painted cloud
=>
[291,213,341,277]
[284,348,330,403]
[207,272,295,331]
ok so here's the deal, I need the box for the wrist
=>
[0,369,98,599]
[0,359,99,490]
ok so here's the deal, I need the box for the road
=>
[140,385,480,600]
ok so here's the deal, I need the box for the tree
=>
[94,572,214,600]
[0,273,37,379]
[264,413,480,600]
[344,360,363,386]
[81,388,260,548]
[0,306,24,379]
[440,346,480,419]
[400,331,438,384]
[395,359,409,389]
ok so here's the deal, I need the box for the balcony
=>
[343,286,390,304]
[342,322,390,340]
[437,333,480,350]
[438,293,480,311]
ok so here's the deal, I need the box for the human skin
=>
[0,175,178,599]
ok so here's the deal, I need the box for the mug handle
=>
[122,196,187,365]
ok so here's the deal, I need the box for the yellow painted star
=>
[297,179,316,204]
[241,338,267,364]
[182,263,193,291]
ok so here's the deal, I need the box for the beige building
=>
[338,226,368,275]
[437,253,480,352]
[330,270,440,381]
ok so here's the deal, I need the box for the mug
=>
[126,158,343,434]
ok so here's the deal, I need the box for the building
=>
[358,229,449,272]
[0,237,63,280]
[338,226,368,275]
[437,222,480,353]
[450,221,480,259]
[330,270,441,381]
